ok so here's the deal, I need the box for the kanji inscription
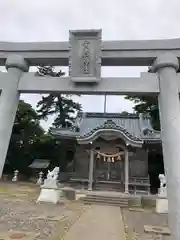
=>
[69,30,102,82]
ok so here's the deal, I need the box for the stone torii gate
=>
[0,29,180,238]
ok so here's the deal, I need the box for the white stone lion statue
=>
[159,174,166,188]
[47,167,59,180]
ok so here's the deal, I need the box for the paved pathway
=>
[64,205,126,240]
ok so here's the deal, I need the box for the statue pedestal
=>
[37,179,62,204]
[156,197,168,213]
[158,187,167,197]
[156,188,168,213]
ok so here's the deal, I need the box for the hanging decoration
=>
[93,149,124,163]
[117,155,121,160]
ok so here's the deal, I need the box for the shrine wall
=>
[129,148,148,177]
[73,145,89,177]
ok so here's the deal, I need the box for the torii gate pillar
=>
[152,53,180,240]
[0,55,29,177]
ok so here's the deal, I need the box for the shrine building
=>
[50,112,163,194]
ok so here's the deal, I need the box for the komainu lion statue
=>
[159,174,166,188]
[47,167,59,180]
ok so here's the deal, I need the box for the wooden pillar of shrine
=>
[88,149,94,191]
[124,149,129,193]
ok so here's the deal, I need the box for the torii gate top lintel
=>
[0,29,180,67]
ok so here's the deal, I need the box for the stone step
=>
[81,198,128,207]
[86,194,128,201]
[82,197,128,203]
[95,184,123,192]
[82,200,127,207]
[82,197,128,204]
[95,187,122,192]
[80,195,129,207]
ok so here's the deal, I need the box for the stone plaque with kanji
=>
[69,29,102,82]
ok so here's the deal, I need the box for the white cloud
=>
[0,0,180,129]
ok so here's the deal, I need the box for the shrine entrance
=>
[94,149,125,182]
[91,146,128,192]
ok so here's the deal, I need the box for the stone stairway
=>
[79,193,129,207]
[94,183,124,192]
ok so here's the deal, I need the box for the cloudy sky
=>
[0,0,180,129]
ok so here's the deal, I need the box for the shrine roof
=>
[50,112,161,146]
[29,159,50,169]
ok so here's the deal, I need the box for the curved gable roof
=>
[77,119,143,147]
[50,112,161,145]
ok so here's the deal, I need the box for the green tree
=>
[5,99,74,176]
[6,100,44,175]
[125,95,160,130]
[32,133,61,166]
[36,66,82,128]
[33,134,76,171]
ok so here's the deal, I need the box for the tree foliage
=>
[5,100,74,176]
[125,95,160,130]
[36,66,82,128]
[6,100,44,175]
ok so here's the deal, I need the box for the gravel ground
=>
[122,208,170,240]
[0,182,88,240]
[0,182,172,240]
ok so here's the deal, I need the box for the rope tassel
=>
[93,149,124,162]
